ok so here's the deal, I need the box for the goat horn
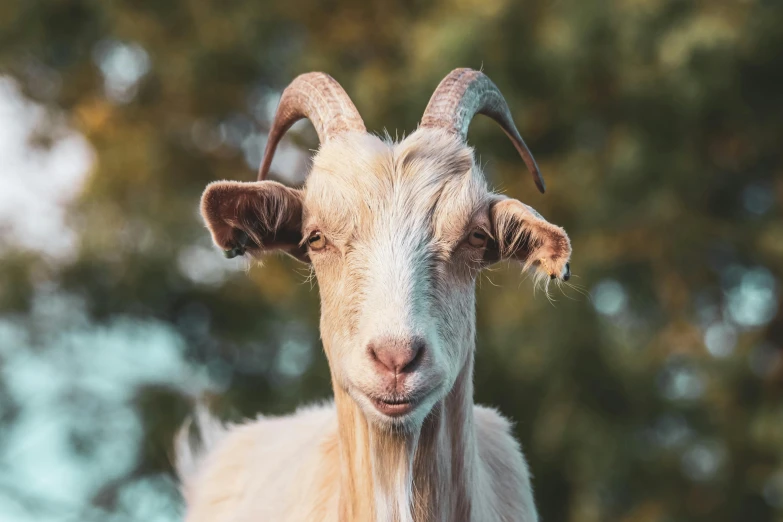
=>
[258,72,366,181]
[420,68,545,193]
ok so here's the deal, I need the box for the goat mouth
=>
[371,396,417,417]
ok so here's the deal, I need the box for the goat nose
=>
[368,337,425,375]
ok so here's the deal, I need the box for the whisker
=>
[554,279,582,301]
[518,264,536,290]
[564,281,593,302]
[483,273,500,287]
[293,265,317,289]
[543,277,557,307]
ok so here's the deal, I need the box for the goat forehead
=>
[303,132,488,240]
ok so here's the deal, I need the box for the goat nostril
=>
[368,337,426,375]
[401,339,425,373]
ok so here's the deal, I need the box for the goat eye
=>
[307,231,326,250]
[468,229,488,248]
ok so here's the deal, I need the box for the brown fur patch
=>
[488,196,571,278]
[200,180,307,260]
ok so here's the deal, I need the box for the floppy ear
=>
[200,180,307,261]
[486,196,572,280]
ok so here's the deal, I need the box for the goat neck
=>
[333,350,478,522]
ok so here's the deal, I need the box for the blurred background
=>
[0,0,782,521]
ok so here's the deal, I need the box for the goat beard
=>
[335,384,421,522]
[335,381,473,522]
[369,428,419,522]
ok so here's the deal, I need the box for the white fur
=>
[178,128,571,521]
[178,403,537,522]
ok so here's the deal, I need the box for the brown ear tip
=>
[223,247,243,259]
[221,229,251,258]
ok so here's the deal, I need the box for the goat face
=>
[307,131,487,428]
[199,70,571,430]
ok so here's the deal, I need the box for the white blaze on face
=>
[303,131,488,427]
[297,127,570,431]
[357,209,432,354]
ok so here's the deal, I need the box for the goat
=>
[176,68,572,522]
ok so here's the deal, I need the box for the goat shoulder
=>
[177,403,339,522]
[474,405,539,522]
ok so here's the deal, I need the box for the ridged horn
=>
[258,72,366,181]
[421,68,545,193]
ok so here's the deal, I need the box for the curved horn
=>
[258,72,366,181]
[420,68,545,193]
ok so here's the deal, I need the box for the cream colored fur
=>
[177,128,571,522]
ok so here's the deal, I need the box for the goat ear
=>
[486,196,571,279]
[200,180,307,262]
